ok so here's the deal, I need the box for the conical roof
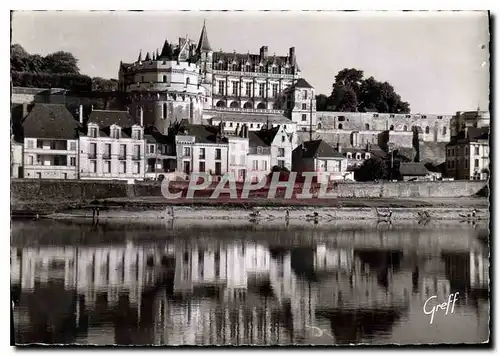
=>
[196,20,212,52]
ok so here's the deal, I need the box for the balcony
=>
[212,70,296,80]
[209,107,284,115]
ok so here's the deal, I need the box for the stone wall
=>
[11,179,487,211]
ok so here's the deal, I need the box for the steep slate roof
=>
[448,127,490,145]
[399,162,429,176]
[22,103,81,139]
[88,110,137,128]
[248,131,270,148]
[144,127,174,144]
[293,78,314,89]
[179,124,227,144]
[295,140,343,159]
[252,126,281,146]
[196,21,212,52]
[212,51,291,67]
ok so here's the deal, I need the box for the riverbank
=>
[40,196,489,222]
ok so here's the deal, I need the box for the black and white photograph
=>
[9,9,491,347]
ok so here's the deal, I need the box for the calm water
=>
[11,219,490,345]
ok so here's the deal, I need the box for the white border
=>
[2,1,498,354]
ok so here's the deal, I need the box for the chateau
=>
[10,21,490,182]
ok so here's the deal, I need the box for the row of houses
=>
[12,103,363,183]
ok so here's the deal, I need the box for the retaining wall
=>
[11,178,487,208]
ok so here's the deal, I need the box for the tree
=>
[92,77,118,92]
[324,68,411,113]
[315,94,330,111]
[44,51,80,74]
[354,157,388,182]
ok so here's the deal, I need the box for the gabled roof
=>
[196,21,212,53]
[294,140,343,159]
[248,131,270,148]
[88,110,137,128]
[253,126,281,146]
[293,78,313,89]
[22,104,81,139]
[399,162,429,176]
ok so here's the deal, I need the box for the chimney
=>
[337,142,342,153]
[79,105,83,124]
[260,46,268,59]
[139,106,144,127]
[22,103,28,118]
[289,47,296,65]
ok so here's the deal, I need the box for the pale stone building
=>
[174,123,229,179]
[292,139,351,182]
[79,108,145,182]
[446,126,490,180]
[450,110,490,137]
[144,128,177,180]
[11,136,23,178]
[22,103,80,179]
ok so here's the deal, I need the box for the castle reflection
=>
[11,228,489,345]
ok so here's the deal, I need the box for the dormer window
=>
[259,65,265,73]
[356,153,361,160]
[272,66,278,74]
[111,128,120,139]
[89,127,97,138]
[133,129,142,140]
[245,64,251,72]
[347,153,352,159]
[365,153,371,159]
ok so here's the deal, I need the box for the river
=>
[11,218,490,345]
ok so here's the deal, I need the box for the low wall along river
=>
[12,179,487,203]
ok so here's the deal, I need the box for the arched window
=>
[162,103,167,119]
[390,125,394,131]
[443,126,447,135]
[185,77,190,86]
[347,153,352,159]
[318,123,322,129]
[338,123,343,129]
[216,100,226,108]
[365,153,371,159]
[257,102,266,109]
[425,126,430,134]
[230,101,239,108]
[356,153,361,160]
[365,123,370,130]
[403,125,408,131]
[163,75,167,83]
[243,102,253,109]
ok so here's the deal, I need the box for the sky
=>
[11,11,490,114]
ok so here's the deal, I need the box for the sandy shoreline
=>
[46,205,489,222]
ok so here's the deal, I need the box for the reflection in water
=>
[11,220,489,345]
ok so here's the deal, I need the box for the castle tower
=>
[196,20,214,109]
[284,78,317,132]
[119,37,205,134]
